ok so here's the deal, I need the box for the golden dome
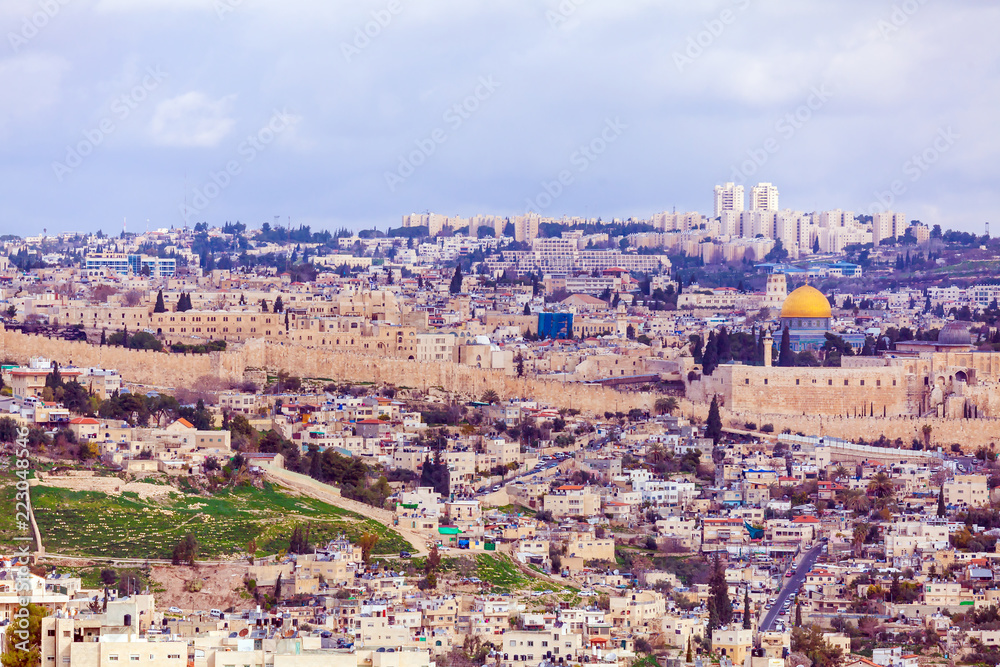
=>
[780,284,832,319]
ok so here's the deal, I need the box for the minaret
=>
[763,329,774,367]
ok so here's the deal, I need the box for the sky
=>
[0,0,997,236]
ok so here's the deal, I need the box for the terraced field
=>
[29,481,412,559]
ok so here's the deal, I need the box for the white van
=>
[209,609,223,619]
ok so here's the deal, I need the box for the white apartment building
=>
[634,479,697,507]
[872,212,907,246]
[944,475,989,507]
[714,183,745,218]
[750,182,779,211]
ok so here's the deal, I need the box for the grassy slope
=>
[26,481,412,559]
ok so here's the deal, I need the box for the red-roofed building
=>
[68,417,101,440]
[816,481,846,500]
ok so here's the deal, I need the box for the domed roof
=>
[780,285,832,319]
[938,321,972,346]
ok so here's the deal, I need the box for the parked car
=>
[399,551,411,559]
[167,607,182,614]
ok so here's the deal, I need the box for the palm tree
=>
[867,472,895,508]
[654,397,678,416]
[842,489,870,514]
[481,389,500,405]
[833,465,850,482]
[647,443,666,464]
[852,523,870,557]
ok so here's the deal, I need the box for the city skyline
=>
[0,1,996,235]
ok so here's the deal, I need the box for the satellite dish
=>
[238,628,248,637]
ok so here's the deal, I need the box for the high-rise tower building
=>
[750,182,779,211]
[714,182,745,218]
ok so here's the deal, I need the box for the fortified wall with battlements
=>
[6,326,1000,450]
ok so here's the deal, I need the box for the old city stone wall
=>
[0,329,655,415]
[231,338,655,415]
[681,400,1000,452]
[0,329,219,388]
[688,364,919,417]
[6,328,996,450]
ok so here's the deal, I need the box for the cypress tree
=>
[449,265,463,294]
[702,331,719,376]
[691,335,703,363]
[743,588,751,629]
[260,299,269,313]
[153,290,166,313]
[778,326,794,367]
[273,296,284,313]
[707,596,719,632]
[706,395,723,445]
[794,599,802,626]
[717,326,731,363]
[937,485,946,517]
[100,329,106,346]
[709,555,732,626]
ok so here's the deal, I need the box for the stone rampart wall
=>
[7,329,996,450]
[686,402,999,452]
[0,329,220,388]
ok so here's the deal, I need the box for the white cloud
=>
[150,92,236,148]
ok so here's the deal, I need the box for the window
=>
[795,379,799,385]
[860,380,864,386]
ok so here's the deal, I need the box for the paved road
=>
[472,460,566,498]
[759,541,825,632]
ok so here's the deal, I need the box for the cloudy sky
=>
[0,0,997,235]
